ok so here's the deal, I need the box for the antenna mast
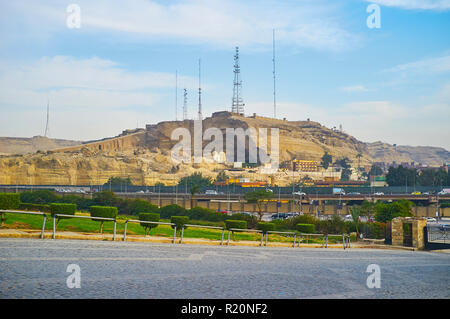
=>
[273,29,277,119]
[44,98,50,137]
[198,59,202,120]
[231,46,245,115]
[183,88,188,120]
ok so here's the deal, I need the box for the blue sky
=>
[0,0,449,150]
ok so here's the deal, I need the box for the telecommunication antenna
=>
[198,59,202,120]
[183,88,188,120]
[273,29,277,119]
[231,46,245,115]
[44,98,50,137]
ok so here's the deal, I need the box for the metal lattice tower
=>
[175,70,178,121]
[231,46,245,115]
[198,59,202,120]
[183,88,188,120]
[44,98,50,137]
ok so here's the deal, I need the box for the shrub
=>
[296,223,315,234]
[19,190,59,205]
[225,220,247,230]
[257,222,276,233]
[160,204,187,219]
[375,200,414,222]
[188,207,225,222]
[0,193,21,210]
[126,199,159,216]
[317,215,348,235]
[89,206,118,233]
[0,193,20,225]
[228,213,258,229]
[139,213,160,235]
[170,216,189,234]
[19,203,51,213]
[50,203,76,217]
[273,214,318,231]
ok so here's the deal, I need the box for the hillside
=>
[0,136,81,155]
[0,112,448,186]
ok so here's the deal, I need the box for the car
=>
[374,192,384,195]
[205,190,218,195]
[348,192,361,195]
[426,217,437,223]
[411,191,421,195]
[423,192,430,195]
[292,191,306,196]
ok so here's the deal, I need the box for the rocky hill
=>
[0,136,81,155]
[0,112,448,186]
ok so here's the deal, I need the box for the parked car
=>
[426,217,437,223]
[205,190,218,195]
[374,192,384,196]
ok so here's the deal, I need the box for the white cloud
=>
[2,0,360,52]
[367,0,450,11]
[383,55,450,74]
[340,85,369,93]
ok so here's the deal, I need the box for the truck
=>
[438,188,450,195]
[332,188,345,195]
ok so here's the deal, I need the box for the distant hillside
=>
[367,141,450,166]
[0,136,82,155]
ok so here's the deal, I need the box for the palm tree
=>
[190,184,200,209]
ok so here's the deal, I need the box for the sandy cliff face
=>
[0,112,448,186]
[0,136,81,155]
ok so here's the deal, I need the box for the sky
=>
[0,0,449,150]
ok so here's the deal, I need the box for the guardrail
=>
[124,220,177,243]
[53,214,117,241]
[295,233,351,249]
[227,228,264,246]
[265,230,296,247]
[0,210,47,239]
[180,224,225,245]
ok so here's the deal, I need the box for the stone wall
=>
[391,217,427,249]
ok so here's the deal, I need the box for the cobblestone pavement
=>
[0,238,449,299]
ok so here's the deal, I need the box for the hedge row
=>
[0,193,20,210]
[296,223,315,234]
[89,206,118,220]
[139,213,160,235]
[256,222,275,233]
[50,203,77,217]
[19,203,51,213]
[225,220,247,230]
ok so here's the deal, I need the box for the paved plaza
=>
[0,238,449,299]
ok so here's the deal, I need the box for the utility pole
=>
[44,97,50,137]
[183,88,188,120]
[175,70,178,121]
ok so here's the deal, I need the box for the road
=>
[0,238,449,299]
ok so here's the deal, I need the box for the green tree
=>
[369,165,383,176]
[321,152,333,170]
[104,176,133,187]
[178,172,212,189]
[244,190,274,221]
[375,200,414,222]
[216,171,228,182]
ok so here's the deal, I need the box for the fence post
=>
[41,214,47,239]
[293,234,296,248]
[322,235,324,248]
[343,234,345,250]
[1,212,4,227]
[52,214,56,239]
[265,232,268,247]
[326,235,328,248]
[227,230,231,246]
[180,226,184,244]
[260,232,263,247]
[172,226,177,244]
[221,229,225,246]
[124,221,128,241]
[113,220,117,241]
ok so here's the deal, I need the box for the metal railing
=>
[227,228,264,246]
[265,230,296,247]
[53,214,117,241]
[124,220,177,243]
[0,210,47,239]
[180,224,225,245]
